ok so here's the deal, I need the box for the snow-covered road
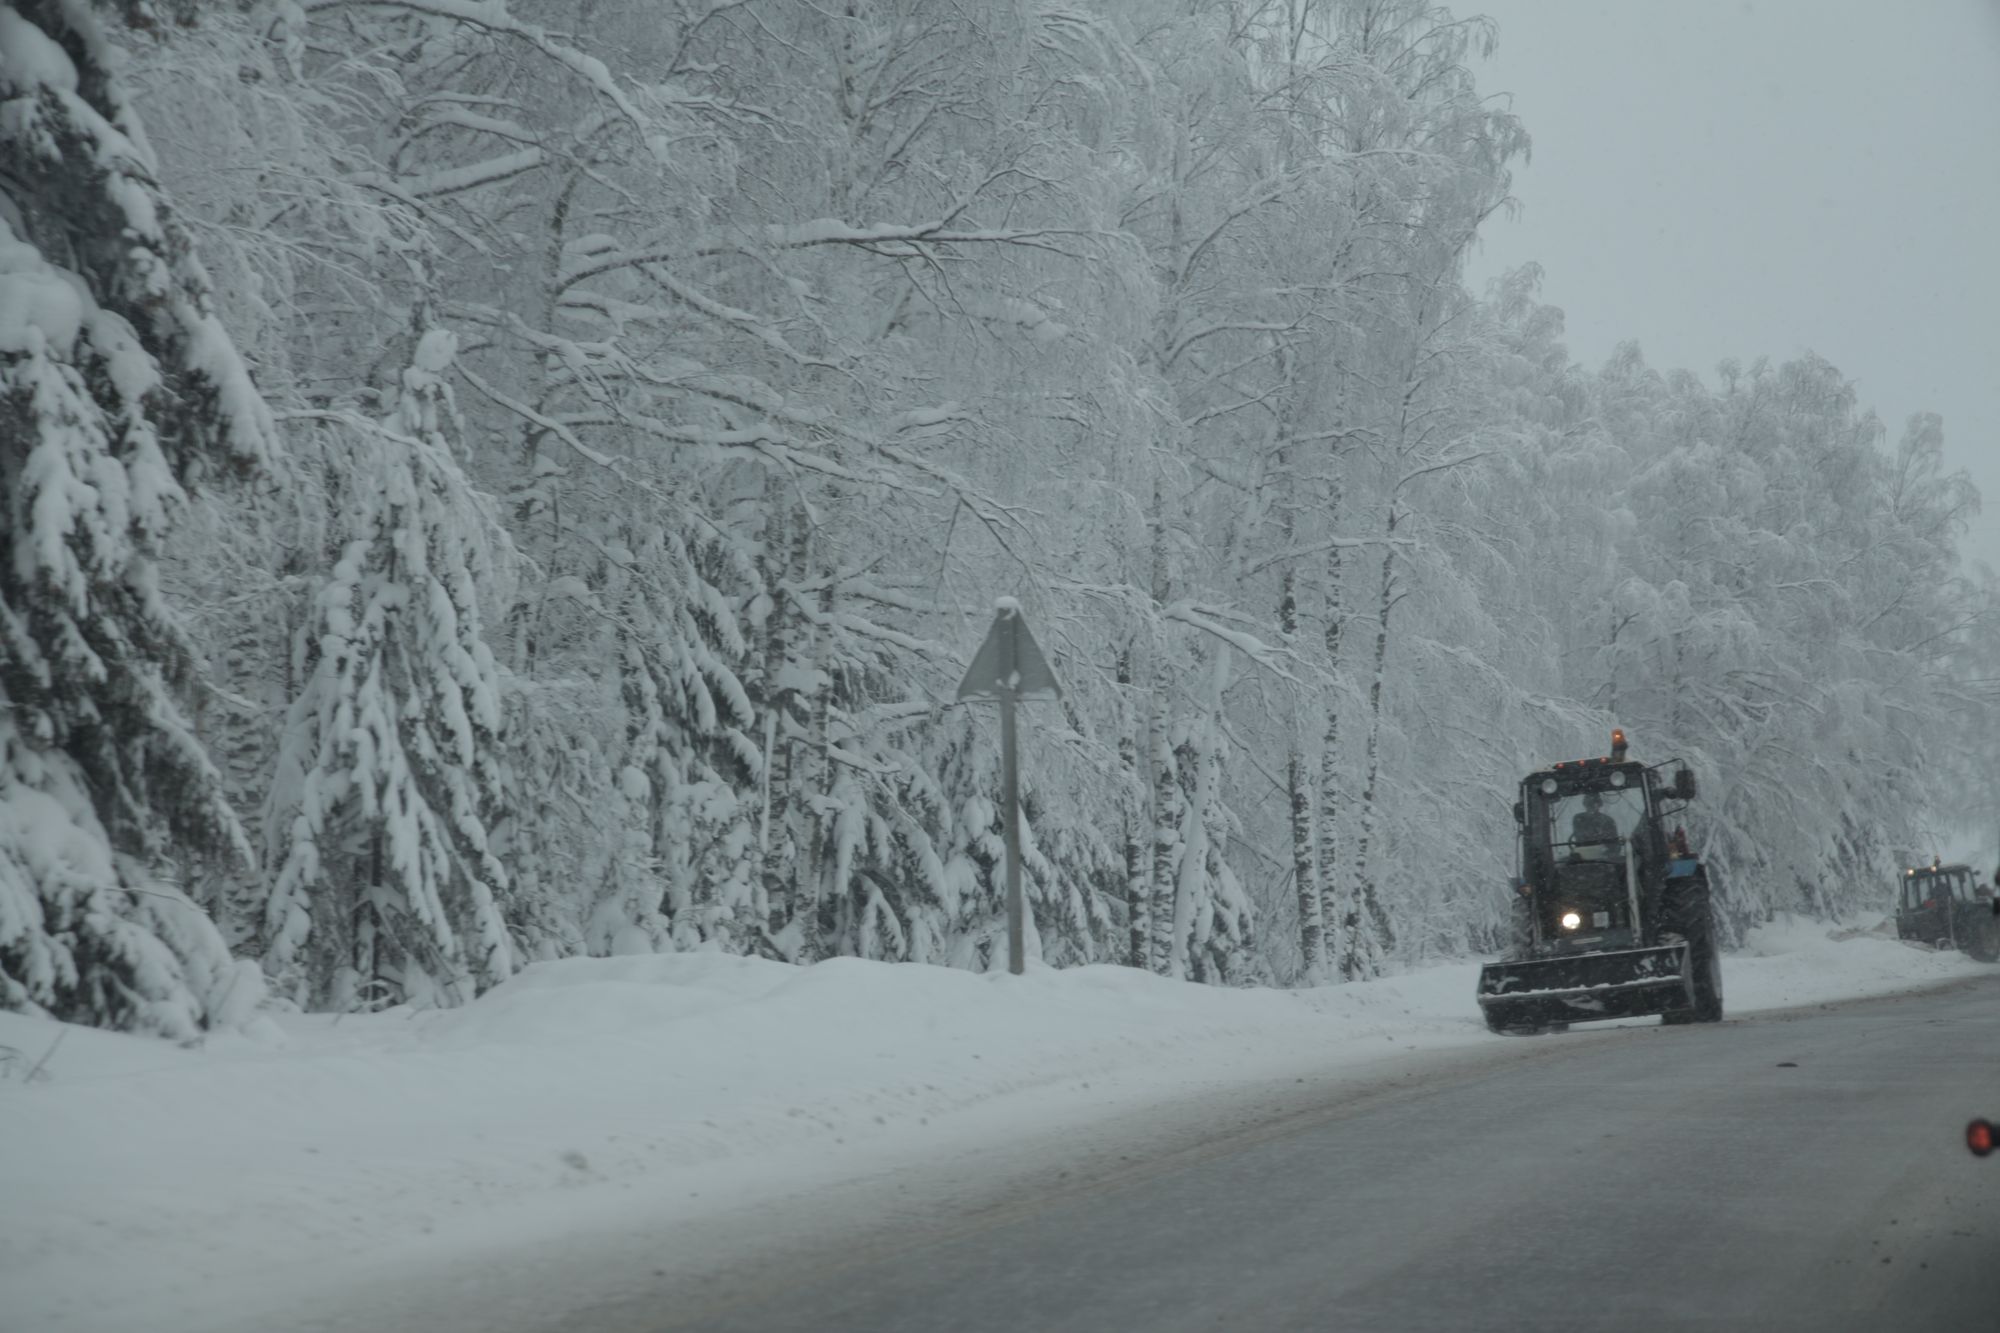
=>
[0,917,1987,1332]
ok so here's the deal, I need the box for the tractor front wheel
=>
[1662,877,1724,1025]
[1960,912,2000,963]
[1487,1018,1568,1036]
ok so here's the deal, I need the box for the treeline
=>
[2,0,1991,1035]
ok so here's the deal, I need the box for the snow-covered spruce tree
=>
[589,522,761,955]
[261,329,515,1011]
[0,0,274,1035]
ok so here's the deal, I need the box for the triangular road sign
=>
[956,598,1061,702]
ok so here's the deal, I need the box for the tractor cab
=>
[1508,730,1698,960]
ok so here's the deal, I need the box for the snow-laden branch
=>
[417,106,535,144]
[1242,536,1420,577]
[1161,317,1311,369]
[301,0,653,136]
[778,585,945,657]
[449,366,621,470]
[350,147,544,200]
[1162,602,1297,683]
[763,217,1108,254]
[1176,172,1299,287]
[1395,449,1491,492]
[552,410,895,487]
[560,219,1113,290]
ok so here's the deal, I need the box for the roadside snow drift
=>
[0,917,1983,1331]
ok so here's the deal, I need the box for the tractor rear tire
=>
[1662,876,1724,1025]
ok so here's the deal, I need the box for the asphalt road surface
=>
[627,979,2000,1333]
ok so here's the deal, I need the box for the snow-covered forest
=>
[4,0,1995,1036]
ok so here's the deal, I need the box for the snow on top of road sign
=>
[958,598,1060,701]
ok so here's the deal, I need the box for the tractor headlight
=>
[1559,911,1582,931]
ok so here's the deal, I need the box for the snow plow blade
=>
[1477,944,1693,1029]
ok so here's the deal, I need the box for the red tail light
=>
[1969,1119,1995,1157]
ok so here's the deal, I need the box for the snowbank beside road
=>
[0,919,1984,1332]
[1729,912,1984,1010]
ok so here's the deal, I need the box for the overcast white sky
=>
[1463,0,2000,574]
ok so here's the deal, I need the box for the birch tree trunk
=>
[1148,652,1180,976]
[1316,477,1346,972]
[758,497,812,950]
[1279,473,1324,980]
[1170,644,1232,983]
[1147,481,1179,975]
[1118,641,1150,969]
[797,576,835,964]
[1344,506,1399,980]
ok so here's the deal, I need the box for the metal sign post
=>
[955,598,1061,975]
[1000,693,1022,974]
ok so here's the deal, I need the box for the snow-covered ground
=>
[0,917,1985,1333]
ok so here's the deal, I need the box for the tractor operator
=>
[1570,792,1620,857]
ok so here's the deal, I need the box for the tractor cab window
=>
[1902,871,1962,910]
[1549,787,1647,862]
